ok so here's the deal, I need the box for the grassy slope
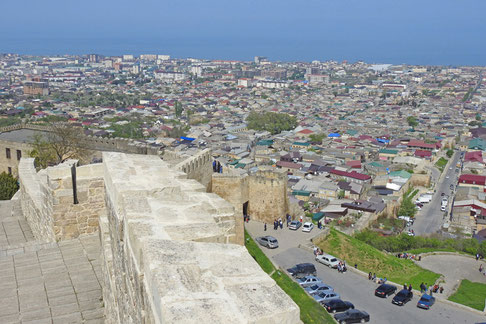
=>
[244,231,334,324]
[448,279,486,311]
[317,228,441,288]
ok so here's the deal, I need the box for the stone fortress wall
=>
[0,123,161,176]
[212,170,289,225]
[163,148,214,191]
[18,158,105,241]
[16,151,301,323]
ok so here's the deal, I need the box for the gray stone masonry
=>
[0,200,104,324]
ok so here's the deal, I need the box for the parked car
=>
[417,294,436,309]
[255,236,278,249]
[440,206,446,212]
[392,289,413,306]
[288,220,302,230]
[305,282,334,295]
[374,284,397,298]
[323,299,354,313]
[312,291,340,303]
[287,263,317,278]
[441,192,445,196]
[334,309,370,323]
[302,222,314,232]
[297,275,322,288]
[316,254,340,268]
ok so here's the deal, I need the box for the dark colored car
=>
[374,284,397,298]
[323,299,354,313]
[334,309,370,323]
[392,289,413,306]
[287,263,317,278]
[417,294,436,309]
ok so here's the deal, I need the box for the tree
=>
[29,123,92,168]
[446,149,454,158]
[337,190,345,199]
[309,133,326,144]
[246,112,297,135]
[0,172,19,200]
[407,116,418,128]
[174,101,184,118]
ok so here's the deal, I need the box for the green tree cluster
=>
[309,133,326,144]
[246,112,297,135]
[355,230,486,256]
[407,116,418,128]
[446,149,454,158]
[174,101,184,118]
[398,191,417,217]
[0,172,19,200]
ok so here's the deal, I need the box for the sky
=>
[1,0,485,65]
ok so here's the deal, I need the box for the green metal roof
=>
[293,142,310,147]
[312,212,325,221]
[292,190,311,196]
[379,149,399,155]
[256,139,274,146]
[389,170,412,179]
[368,161,385,168]
[469,138,486,151]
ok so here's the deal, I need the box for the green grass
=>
[435,157,448,172]
[317,228,441,288]
[244,231,275,274]
[244,230,334,323]
[448,279,486,311]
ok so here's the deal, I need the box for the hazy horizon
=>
[1,0,485,66]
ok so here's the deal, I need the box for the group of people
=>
[337,261,347,273]
[396,252,420,261]
[420,282,443,295]
[369,272,388,284]
[402,283,413,292]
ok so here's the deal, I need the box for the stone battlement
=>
[100,152,300,323]
[16,152,300,323]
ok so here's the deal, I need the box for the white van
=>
[316,254,340,268]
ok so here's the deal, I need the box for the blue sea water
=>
[1,36,483,66]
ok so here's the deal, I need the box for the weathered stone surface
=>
[101,152,301,324]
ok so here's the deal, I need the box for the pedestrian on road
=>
[440,286,444,294]
[368,272,372,280]
[300,215,303,223]
[403,283,407,290]
[372,273,376,281]
[477,253,480,261]
[408,284,412,292]
[264,223,267,231]
[479,264,483,273]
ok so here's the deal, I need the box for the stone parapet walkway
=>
[0,200,104,324]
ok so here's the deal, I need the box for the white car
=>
[316,254,340,268]
[302,222,314,232]
[440,206,446,212]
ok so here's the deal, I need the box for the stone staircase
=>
[0,200,104,324]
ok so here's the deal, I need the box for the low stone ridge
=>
[101,152,301,324]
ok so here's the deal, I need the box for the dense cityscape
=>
[1,52,486,324]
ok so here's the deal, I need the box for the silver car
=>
[288,220,302,230]
[297,275,322,288]
[305,283,334,295]
[255,236,279,249]
[313,291,340,303]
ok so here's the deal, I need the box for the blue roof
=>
[180,136,195,141]
[328,133,341,137]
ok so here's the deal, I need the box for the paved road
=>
[419,254,486,298]
[246,221,486,324]
[414,151,462,236]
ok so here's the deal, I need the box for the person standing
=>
[300,215,303,223]
[408,284,412,292]
[264,223,267,231]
